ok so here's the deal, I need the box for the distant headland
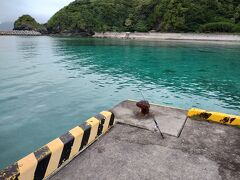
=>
[1,0,240,40]
[10,0,240,35]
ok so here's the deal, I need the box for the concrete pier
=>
[112,100,187,137]
[0,30,41,36]
[50,100,240,180]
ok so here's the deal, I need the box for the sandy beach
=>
[93,32,240,42]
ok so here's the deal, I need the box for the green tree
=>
[14,15,47,33]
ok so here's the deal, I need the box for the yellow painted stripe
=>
[209,112,229,122]
[208,112,240,125]
[17,153,38,180]
[100,111,112,133]
[232,116,240,126]
[86,117,100,144]
[187,108,206,117]
[69,126,84,159]
[44,138,64,178]
[188,108,240,126]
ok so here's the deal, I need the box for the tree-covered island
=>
[14,0,240,35]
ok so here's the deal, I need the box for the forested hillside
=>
[14,15,47,33]
[47,0,240,34]
[17,0,240,34]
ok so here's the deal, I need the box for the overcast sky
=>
[0,0,74,24]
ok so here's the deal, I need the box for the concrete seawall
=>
[0,30,41,36]
[93,32,240,42]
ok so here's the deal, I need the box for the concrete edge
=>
[188,108,240,126]
[127,99,186,111]
[0,111,115,180]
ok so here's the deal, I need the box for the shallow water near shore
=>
[0,36,240,169]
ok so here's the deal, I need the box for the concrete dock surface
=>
[50,101,240,180]
[112,100,187,137]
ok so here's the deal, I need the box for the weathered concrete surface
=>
[0,30,41,36]
[50,119,240,180]
[93,32,240,42]
[112,100,187,137]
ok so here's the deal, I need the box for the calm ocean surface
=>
[0,36,240,168]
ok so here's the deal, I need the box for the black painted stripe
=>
[79,123,91,151]
[199,112,212,120]
[33,146,51,180]
[58,133,75,167]
[108,112,115,127]
[230,117,236,123]
[95,114,105,136]
[222,117,230,123]
[0,163,20,180]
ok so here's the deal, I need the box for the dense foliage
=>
[31,0,240,34]
[47,0,240,34]
[14,15,47,33]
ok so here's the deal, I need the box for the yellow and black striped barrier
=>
[188,108,240,126]
[0,111,115,180]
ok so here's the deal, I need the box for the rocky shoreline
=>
[0,30,41,36]
[93,32,240,42]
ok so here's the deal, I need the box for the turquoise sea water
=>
[0,36,240,169]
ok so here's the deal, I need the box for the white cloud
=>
[0,0,74,23]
